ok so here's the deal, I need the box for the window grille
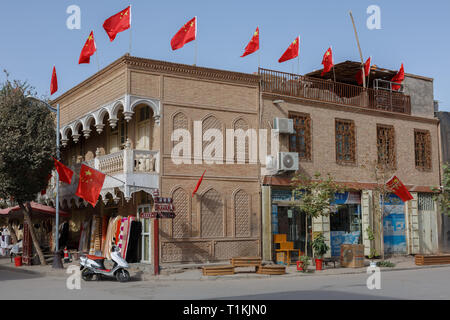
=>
[289,112,311,161]
[335,119,356,164]
[414,129,432,170]
[418,193,435,211]
[377,124,396,169]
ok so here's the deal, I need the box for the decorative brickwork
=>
[234,190,251,237]
[161,241,212,263]
[202,116,222,158]
[172,188,190,238]
[200,189,224,238]
[214,240,259,260]
[233,118,249,163]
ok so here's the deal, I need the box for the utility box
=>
[340,244,365,268]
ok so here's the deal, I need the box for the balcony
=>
[259,68,411,115]
[43,145,160,208]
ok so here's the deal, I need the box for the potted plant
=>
[297,255,310,273]
[312,233,329,271]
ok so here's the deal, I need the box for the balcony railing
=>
[259,68,411,115]
[95,149,159,175]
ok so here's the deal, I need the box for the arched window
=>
[173,112,189,157]
[233,118,249,163]
[234,190,250,237]
[201,189,223,238]
[172,188,190,238]
[202,115,222,158]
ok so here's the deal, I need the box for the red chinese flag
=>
[103,6,131,42]
[171,17,197,50]
[321,47,333,76]
[192,170,206,197]
[386,175,414,202]
[78,31,97,64]
[75,164,106,207]
[278,36,299,63]
[50,66,58,95]
[241,27,259,58]
[356,57,371,85]
[391,63,405,91]
[53,157,74,184]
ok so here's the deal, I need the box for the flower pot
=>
[315,258,323,271]
[14,256,22,267]
[296,261,303,271]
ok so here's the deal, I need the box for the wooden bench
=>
[323,257,339,268]
[415,255,450,266]
[202,265,235,276]
[256,265,286,275]
[230,256,262,268]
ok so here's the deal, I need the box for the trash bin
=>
[14,256,22,267]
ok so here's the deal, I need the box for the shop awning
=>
[0,202,70,218]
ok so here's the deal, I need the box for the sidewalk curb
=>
[0,264,70,278]
[3,262,450,282]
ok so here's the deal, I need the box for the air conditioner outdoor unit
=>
[273,118,294,134]
[277,152,299,171]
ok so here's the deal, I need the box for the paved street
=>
[1,265,450,300]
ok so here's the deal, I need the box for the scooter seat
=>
[86,254,105,260]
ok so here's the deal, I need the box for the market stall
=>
[0,202,70,265]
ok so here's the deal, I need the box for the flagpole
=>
[194,16,198,66]
[331,45,336,83]
[96,51,100,72]
[297,35,300,75]
[349,11,366,88]
[258,50,260,70]
[129,5,132,55]
[367,56,372,88]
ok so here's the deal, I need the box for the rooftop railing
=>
[259,68,411,115]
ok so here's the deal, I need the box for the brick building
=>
[40,55,442,267]
[260,62,441,260]
[44,54,262,265]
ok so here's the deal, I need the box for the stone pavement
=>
[1,255,449,282]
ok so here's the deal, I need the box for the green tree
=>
[291,172,346,255]
[0,77,55,265]
[435,163,450,216]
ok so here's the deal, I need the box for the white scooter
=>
[79,240,130,282]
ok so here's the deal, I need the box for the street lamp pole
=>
[26,96,63,269]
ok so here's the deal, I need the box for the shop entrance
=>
[137,204,152,263]
[274,206,312,258]
[329,192,362,257]
[330,204,362,256]
[383,194,407,255]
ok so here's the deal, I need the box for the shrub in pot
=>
[297,255,310,273]
[312,233,329,271]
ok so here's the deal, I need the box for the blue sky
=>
[1,0,449,111]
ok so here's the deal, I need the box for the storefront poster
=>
[271,205,278,234]
[271,189,293,202]
[332,192,361,205]
[330,231,361,257]
[383,194,406,254]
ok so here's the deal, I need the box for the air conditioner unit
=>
[273,118,294,134]
[277,152,299,171]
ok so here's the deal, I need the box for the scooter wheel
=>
[81,269,94,281]
[116,269,131,282]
